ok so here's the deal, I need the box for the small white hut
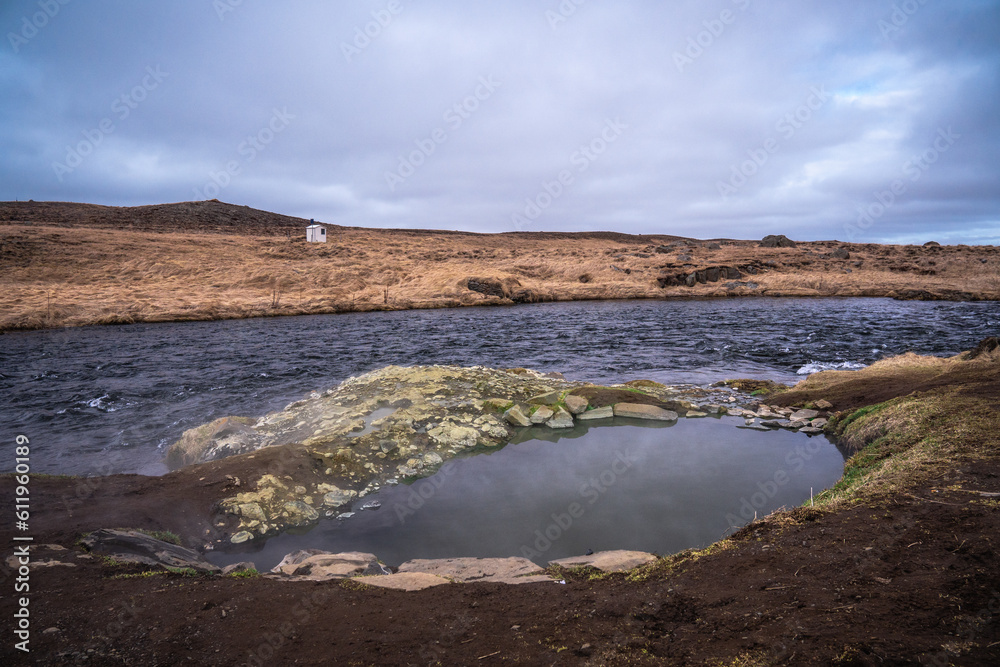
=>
[306,219,326,243]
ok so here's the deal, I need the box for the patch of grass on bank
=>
[723,379,788,397]
[816,388,999,506]
[114,527,182,545]
[228,569,261,579]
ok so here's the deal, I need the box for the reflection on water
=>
[209,416,846,569]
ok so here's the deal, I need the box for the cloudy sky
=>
[2,1,998,243]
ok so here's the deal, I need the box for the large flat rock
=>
[397,557,555,584]
[80,529,220,574]
[358,572,452,591]
[577,405,614,420]
[270,550,388,580]
[613,403,678,421]
[549,550,657,573]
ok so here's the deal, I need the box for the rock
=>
[271,550,389,580]
[577,405,614,420]
[613,403,678,421]
[397,557,555,585]
[790,409,821,421]
[222,561,257,575]
[726,281,759,291]
[80,529,221,574]
[550,550,657,573]
[810,418,828,428]
[237,502,267,523]
[322,487,358,507]
[466,277,508,298]
[760,234,797,248]
[685,411,708,418]
[230,531,253,544]
[357,572,452,591]
[528,390,562,405]
[166,416,260,469]
[546,407,575,429]
[428,424,479,449]
[564,394,589,415]
[814,399,834,410]
[530,406,555,424]
[761,420,785,429]
[799,427,824,435]
[965,337,1000,361]
[831,247,850,260]
[283,501,320,524]
[738,424,772,431]
[503,405,532,427]
[706,242,722,250]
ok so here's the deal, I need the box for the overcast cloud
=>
[2,0,998,243]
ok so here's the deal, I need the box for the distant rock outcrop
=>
[760,234,797,248]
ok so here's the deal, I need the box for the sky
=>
[2,1,999,244]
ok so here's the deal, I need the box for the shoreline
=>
[7,290,997,336]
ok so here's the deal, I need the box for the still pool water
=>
[208,416,846,569]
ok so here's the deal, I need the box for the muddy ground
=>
[2,463,999,665]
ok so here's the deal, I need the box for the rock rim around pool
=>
[164,365,768,544]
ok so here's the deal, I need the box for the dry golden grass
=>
[2,209,998,331]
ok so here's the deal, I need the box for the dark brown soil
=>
[3,460,1000,665]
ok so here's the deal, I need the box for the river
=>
[2,297,998,476]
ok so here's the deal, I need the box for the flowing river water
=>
[3,297,999,566]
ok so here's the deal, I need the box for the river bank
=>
[2,342,999,664]
[2,200,999,332]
